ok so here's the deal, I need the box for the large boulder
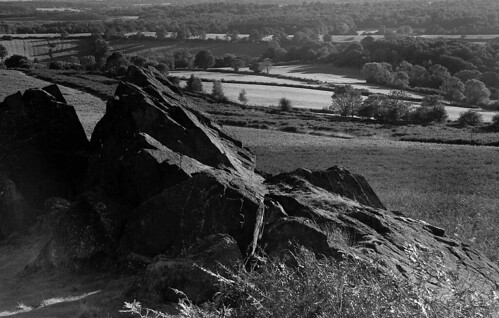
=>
[87,66,258,206]
[39,66,265,268]
[262,167,499,293]
[0,85,89,237]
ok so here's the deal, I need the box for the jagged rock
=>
[121,169,265,257]
[38,66,264,267]
[0,85,89,237]
[263,167,499,293]
[266,166,385,210]
[129,234,241,303]
[88,65,258,206]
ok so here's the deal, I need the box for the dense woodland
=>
[2,0,499,36]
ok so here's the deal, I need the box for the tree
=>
[440,76,465,101]
[411,95,448,124]
[211,80,227,102]
[409,65,429,87]
[455,70,481,83]
[249,61,264,74]
[105,52,129,75]
[91,34,109,60]
[194,50,215,70]
[362,62,393,86]
[464,79,490,106]
[393,71,409,88]
[261,58,273,74]
[173,49,193,69]
[0,44,7,61]
[231,58,245,72]
[279,97,293,111]
[238,89,248,105]
[458,110,483,126]
[330,85,363,117]
[156,29,167,40]
[186,74,203,92]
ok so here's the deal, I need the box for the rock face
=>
[263,167,499,293]
[39,66,265,269]
[2,66,499,304]
[0,85,89,237]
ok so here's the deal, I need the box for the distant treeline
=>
[2,0,499,37]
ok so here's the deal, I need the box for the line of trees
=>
[330,85,448,125]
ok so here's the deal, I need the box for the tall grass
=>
[122,248,499,318]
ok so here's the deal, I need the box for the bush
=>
[186,74,204,92]
[279,97,293,111]
[49,61,65,70]
[410,105,448,124]
[457,110,483,126]
[5,54,30,69]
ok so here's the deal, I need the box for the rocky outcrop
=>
[262,168,499,293]
[0,84,89,237]
[38,66,265,269]
[2,66,498,304]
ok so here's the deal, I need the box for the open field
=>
[171,70,313,86]
[227,126,499,262]
[0,38,92,61]
[185,79,497,122]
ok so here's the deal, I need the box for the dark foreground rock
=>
[1,66,498,306]
[35,66,265,269]
[0,85,89,237]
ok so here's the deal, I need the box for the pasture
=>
[184,79,496,122]
[228,126,499,263]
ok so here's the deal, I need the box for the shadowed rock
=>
[0,85,89,237]
[41,66,265,269]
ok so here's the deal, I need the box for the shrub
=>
[410,96,448,124]
[49,61,65,70]
[279,97,293,111]
[186,74,204,92]
[5,54,30,69]
[410,105,448,124]
[457,110,483,126]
